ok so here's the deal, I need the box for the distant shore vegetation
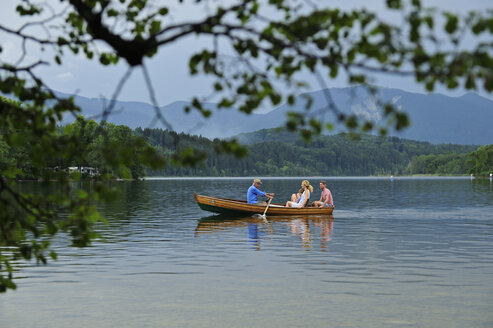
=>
[0,115,159,180]
[136,127,492,178]
[1,118,491,180]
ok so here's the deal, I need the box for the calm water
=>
[1,177,493,328]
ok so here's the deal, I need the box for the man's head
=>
[253,179,262,187]
[319,181,327,189]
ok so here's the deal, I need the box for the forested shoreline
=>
[0,115,157,180]
[1,117,491,179]
[136,127,491,177]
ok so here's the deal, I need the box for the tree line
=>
[0,112,160,180]
[136,127,490,177]
[2,118,490,179]
[407,145,493,176]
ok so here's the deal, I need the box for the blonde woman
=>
[286,180,313,207]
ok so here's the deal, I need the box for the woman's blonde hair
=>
[302,180,313,193]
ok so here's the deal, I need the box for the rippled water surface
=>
[1,177,493,328]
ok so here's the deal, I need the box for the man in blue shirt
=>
[247,179,275,205]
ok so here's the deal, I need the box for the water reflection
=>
[195,215,334,251]
[290,217,334,250]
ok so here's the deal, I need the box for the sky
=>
[1,0,492,111]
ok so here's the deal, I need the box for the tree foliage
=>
[0,97,163,292]
[405,152,471,175]
[400,145,493,176]
[1,0,493,291]
[468,145,493,176]
[0,112,160,180]
[137,127,478,176]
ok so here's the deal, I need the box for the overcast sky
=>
[1,0,492,109]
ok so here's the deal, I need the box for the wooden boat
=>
[194,193,334,216]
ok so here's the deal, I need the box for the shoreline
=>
[11,174,493,182]
[143,175,487,180]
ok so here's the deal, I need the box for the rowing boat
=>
[194,193,334,216]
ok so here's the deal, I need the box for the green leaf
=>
[345,115,358,129]
[16,4,42,16]
[395,112,410,130]
[149,20,161,35]
[50,251,58,261]
[329,64,339,78]
[159,7,169,16]
[465,74,476,89]
[214,82,223,91]
[386,0,402,9]
[445,13,459,34]
[484,74,493,92]
[107,9,119,17]
[309,119,322,134]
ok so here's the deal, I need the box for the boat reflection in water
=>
[195,215,334,251]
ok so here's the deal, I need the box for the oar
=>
[261,197,273,219]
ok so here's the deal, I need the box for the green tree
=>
[61,116,158,179]
[406,152,472,175]
[468,145,493,176]
[2,0,493,292]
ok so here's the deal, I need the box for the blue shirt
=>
[247,185,266,204]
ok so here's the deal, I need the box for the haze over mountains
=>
[61,86,493,145]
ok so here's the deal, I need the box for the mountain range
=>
[60,86,493,145]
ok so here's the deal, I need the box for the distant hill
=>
[59,95,264,138]
[59,86,493,145]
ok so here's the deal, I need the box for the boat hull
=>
[194,193,333,216]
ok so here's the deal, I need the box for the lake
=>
[1,177,493,328]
